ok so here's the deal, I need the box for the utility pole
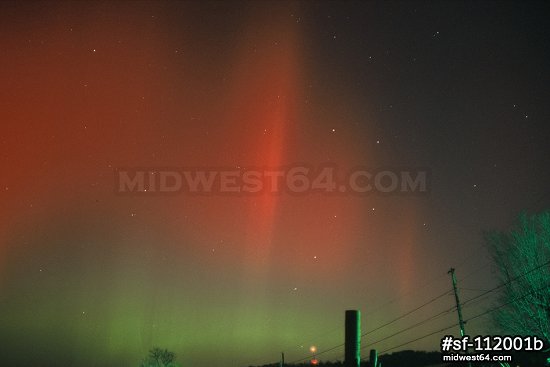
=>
[449,268,471,367]
[448,268,466,336]
[280,352,284,367]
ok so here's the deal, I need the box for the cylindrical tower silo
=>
[345,310,361,367]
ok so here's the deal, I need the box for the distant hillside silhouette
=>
[252,350,442,367]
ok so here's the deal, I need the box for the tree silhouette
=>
[141,347,178,367]
[484,211,550,348]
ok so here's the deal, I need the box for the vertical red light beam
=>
[225,6,303,274]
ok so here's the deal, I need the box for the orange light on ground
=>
[311,358,319,365]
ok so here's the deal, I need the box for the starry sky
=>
[1,1,549,366]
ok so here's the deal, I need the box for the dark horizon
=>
[1,1,549,366]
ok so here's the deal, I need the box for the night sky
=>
[1,1,549,366]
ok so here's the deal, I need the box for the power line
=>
[361,276,449,320]
[361,288,453,337]
[283,246,501,366]
[379,323,459,354]
[379,274,550,356]
[460,287,492,292]
[360,305,455,351]
[362,246,491,321]
[266,261,502,366]
[378,284,549,357]
[457,260,493,282]
[248,260,550,366]
[459,292,495,311]
[285,288,454,365]
[460,259,550,309]
[268,280,456,365]
[361,278,548,356]
[465,282,550,325]
[366,260,550,358]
